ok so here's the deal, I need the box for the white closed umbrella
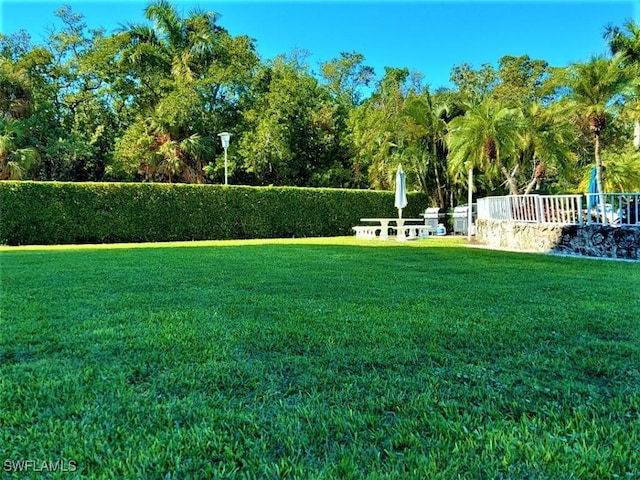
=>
[394,164,408,218]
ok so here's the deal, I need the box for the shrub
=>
[0,182,427,245]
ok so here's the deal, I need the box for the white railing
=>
[478,193,640,226]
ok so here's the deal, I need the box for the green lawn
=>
[1,237,639,479]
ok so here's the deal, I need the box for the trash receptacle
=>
[422,207,447,234]
[452,204,477,235]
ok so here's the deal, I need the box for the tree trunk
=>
[523,162,545,195]
[594,132,607,225]
[499,163,520,195]
[433,139,445,207]
[523,177,538,195]
[633,119,640,149]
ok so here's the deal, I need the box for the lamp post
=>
[217,132,231,185]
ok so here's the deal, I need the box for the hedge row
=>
[0,182,428,245]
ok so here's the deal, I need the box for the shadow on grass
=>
[1,236,639,477]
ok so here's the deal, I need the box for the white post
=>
[467,167,473,241]
[535,195,543,223]
[217,132,231,185]
[577,195,583,226]
[224,148,228,185]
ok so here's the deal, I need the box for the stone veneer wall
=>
[476,219,640,260]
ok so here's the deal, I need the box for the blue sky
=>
[1,1,638,89]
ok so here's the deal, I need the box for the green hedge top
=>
[0,182,428,245]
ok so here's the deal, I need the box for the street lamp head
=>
[218,132,231,185]
[218,131,231,149]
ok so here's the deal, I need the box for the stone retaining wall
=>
[476,219,640,260]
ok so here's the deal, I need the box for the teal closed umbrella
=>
[587,166,598,211]
[394,164,407,218]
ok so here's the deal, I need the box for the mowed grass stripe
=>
[1,238,639,478]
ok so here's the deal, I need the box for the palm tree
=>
[0,58,32,119]
[0,118,38,180]
[604,20,640,149]
[605,20,640,63]
[446,96,523,240]
[129,112,205,183]
[114,1,222,183]
[122,0,219,80]
[116,0,221,112]
[447,96,524,196]
[555,55,631,222]
[399,90,449,205]
[347,68,410,190]
[600,150,640,192]
[520,102,578,194]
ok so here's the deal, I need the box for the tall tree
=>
[605,20,640,63]
[320,52,375,107]
[398,89,450,205]
[348,67,420,190]
[116,0,218,103]
[237,56,348,186]
[108,0,258,183]
[520,101,578,194]
[492,55,551,108]
[0,52,38,179]
[449,62,497,105]
[447,97,524,196]
[554,55,631,219]
[2,10,114,181]
[0,57,32,119]
[604,20,640,149]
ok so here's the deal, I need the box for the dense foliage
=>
[0,181,427,245]
[2,3,640,206]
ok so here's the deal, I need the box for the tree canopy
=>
[2,3,639,205]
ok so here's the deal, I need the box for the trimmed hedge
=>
[0,181,428,245]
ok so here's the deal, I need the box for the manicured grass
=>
[1,237,639,479]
